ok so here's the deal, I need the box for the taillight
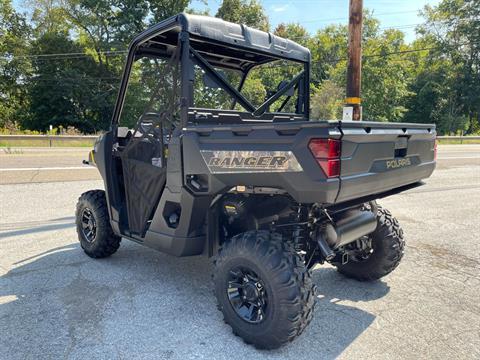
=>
[308,138,341,178]
[434,139,438,161]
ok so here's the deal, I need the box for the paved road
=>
[0,146,479,359]
[0,144,479,184]
[0,148,98,184]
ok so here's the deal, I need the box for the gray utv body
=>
[89,13,436,258]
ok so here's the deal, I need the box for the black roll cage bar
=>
[111,27,310,131]
[189,46,257,114]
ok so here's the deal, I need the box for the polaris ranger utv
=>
[76,13,436,349]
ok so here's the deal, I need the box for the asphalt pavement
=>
[0,145,479,359]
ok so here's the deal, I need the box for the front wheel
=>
[335,206,405,281]
[213,231,315,349]
[75,190,121,258]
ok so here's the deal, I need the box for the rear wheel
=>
[213,231,315,349]
[76,190,121,258]
[335,206,405,281]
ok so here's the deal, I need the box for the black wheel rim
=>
[81,208,97,243]
[227,267,268,324]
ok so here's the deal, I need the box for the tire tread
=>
[336,205,405,281]
[76,190,121,258]
[213,231,316,349]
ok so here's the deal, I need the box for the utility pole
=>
[343,0,363,121]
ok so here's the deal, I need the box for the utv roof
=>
[130,13,310,71]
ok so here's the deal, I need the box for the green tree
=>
[149,0,192,23]
[274,23,309,47]
[405,0,480,134]
[216,0,269,31]
[27,0,70,35]
[4,0,477,134]
[308,24,347,86]
[20,0,194,132]
[310,80,344,120]
[360,30,415,121]
[311,12,415,122]
[24,31,109,132]
[61,0,147,66]
[0,0,31,127]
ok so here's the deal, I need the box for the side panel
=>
[181,122,342,204]
[141,120,436,257]
[144,122,342,257]
[143,187,211,256]
[144,134,213,256]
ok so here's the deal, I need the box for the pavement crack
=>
[28,169,40,183]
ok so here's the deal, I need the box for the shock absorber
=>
[291,204,305,251]
[292,225,304,251]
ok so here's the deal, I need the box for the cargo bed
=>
[182,120,436,205]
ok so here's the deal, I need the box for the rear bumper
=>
[336,160,436,203]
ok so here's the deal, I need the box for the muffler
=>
[318,209,378,252]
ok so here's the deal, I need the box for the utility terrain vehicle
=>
[76,13,436,349]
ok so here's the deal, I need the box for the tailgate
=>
[336,121,436,203]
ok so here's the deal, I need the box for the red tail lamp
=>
[308,138,341,178]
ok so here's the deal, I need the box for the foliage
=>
[310,80,344,120]
[274,23,309,47]
[0,0,31,127]
[216,0,269,31]
[0,0,477,135]
[308,24,347,86]
[0,0,194,132]
[404,0,479,133]
[24,31,114,132]
[360,29,415,122]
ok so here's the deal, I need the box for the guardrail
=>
[0,134,98,147]
[0,134,479,147]
[437,136,480,144]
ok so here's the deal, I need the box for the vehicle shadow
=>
[0,240,388,360]
[0,216,75,237]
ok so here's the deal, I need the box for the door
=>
[117,50,180,236]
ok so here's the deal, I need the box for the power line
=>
[273,24,423,43]
[363,41,478,59]
[0,50,127,61]
[379,23,420,30]
[275,40,479,66]
[0,9,428,62]
[298,10,421,24]
[14,39,475,89]
[0,23,426,62]
[21,50,127,58]
[25,77,122,82]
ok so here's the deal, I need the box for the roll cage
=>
[111,13,311,131]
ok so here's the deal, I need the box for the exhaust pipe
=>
[316,233,335,261]
[318,209,377,253]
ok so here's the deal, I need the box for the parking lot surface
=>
[0,145,479,359]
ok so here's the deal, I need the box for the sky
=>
[190,0,442,43]
[12,0,442,43]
